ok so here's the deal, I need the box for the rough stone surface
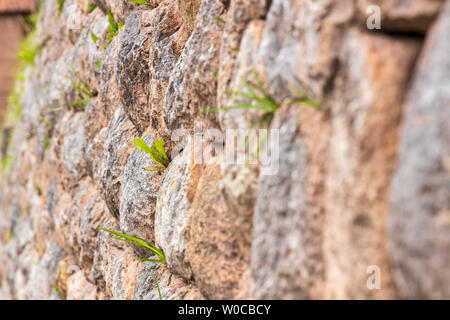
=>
[118,3,187,134]
[119,133,164,250]
[133,262,203,300]
[389,2,450,299]
[186,164,254,299]
[0,0,449,300]
[177,0,202,32]
[357,0,445,33]
[99,35,121,120]
[250,106,324,299]
[217,0,268,127]
[26,242,66,300]
[101,105,138,220]
[219,19,266,130]
[155,138,200,280]
[163,0,224,132]
[320,30,421,300]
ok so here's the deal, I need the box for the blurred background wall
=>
[0,0,35,124]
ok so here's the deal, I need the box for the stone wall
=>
[0,0,449,299]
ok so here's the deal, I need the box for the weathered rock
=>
[55,178,96,268]
[88,15,109,79]
[177,0,202,32]
[321,29,421,299]
[21,68,53,138]
[31,200,55,259]
[220,162,259,251]
[217,0,268,121]
[101,105,138,219]
[250,24,421,299]
[26,242,66,299]
[117,8,153,134]
[357,0,445,33]
[84,97,108,183]
[259,0,354,102]
[59,111,89,188]
[54,179,104,274]
[66,270,98,300]
[69,11,104,96]
[99,35,121,120]
[388,2,450,299]
[132,262,160,300]
[1,0,450,301]
[219,19,266,130]
[147,1,189,135]
[119,133,164,252]
[249,105,326,299]
[186,164,253,299]
[133,262,203,300]
[118,2,187,134]
[163,0,225,132]
[155,138,201,280]
[93,216,136,299]
[93,0,138,23]
[78,186,108,274]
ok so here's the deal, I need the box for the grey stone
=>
[101,105,138,220]
[99,35,121,120]
[388,2,450,299]
[258,0,354,102]
[60,112,89,188]
[249,107,324,299]
[26,242,66,299]
[357,0,445,33]
[163,0,225,132]
[117,3,187,134]
[117,9,152,134]
[119,133,164,253]
[155,138,197,280]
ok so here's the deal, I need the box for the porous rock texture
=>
[0,0,449,299]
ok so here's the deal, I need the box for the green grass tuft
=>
[55,0,65,15]
[3,10,39,130]
[1,153,13,175]
[44,135,51,150]
[91,32,99,44]
[53,282,63,299]
[100,227,173,300]
[205,69,320,129]
[87,1,96,13]
[151,271,162,300]
[216,9,227,25]
[8,230,14,242]
[106,9,123,44]
[100,228,166,263]
[95,59,102,70]
[126,0,152,5]
[133,138,170,171]
[67,66,96,108]
[17,30,38,66]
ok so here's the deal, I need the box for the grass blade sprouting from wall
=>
[100,228,166,263]
[100,227,174,300]
[204,69,320,129]
[152,271,162,300]
[133,138,170,171]
[126,0,152,5]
